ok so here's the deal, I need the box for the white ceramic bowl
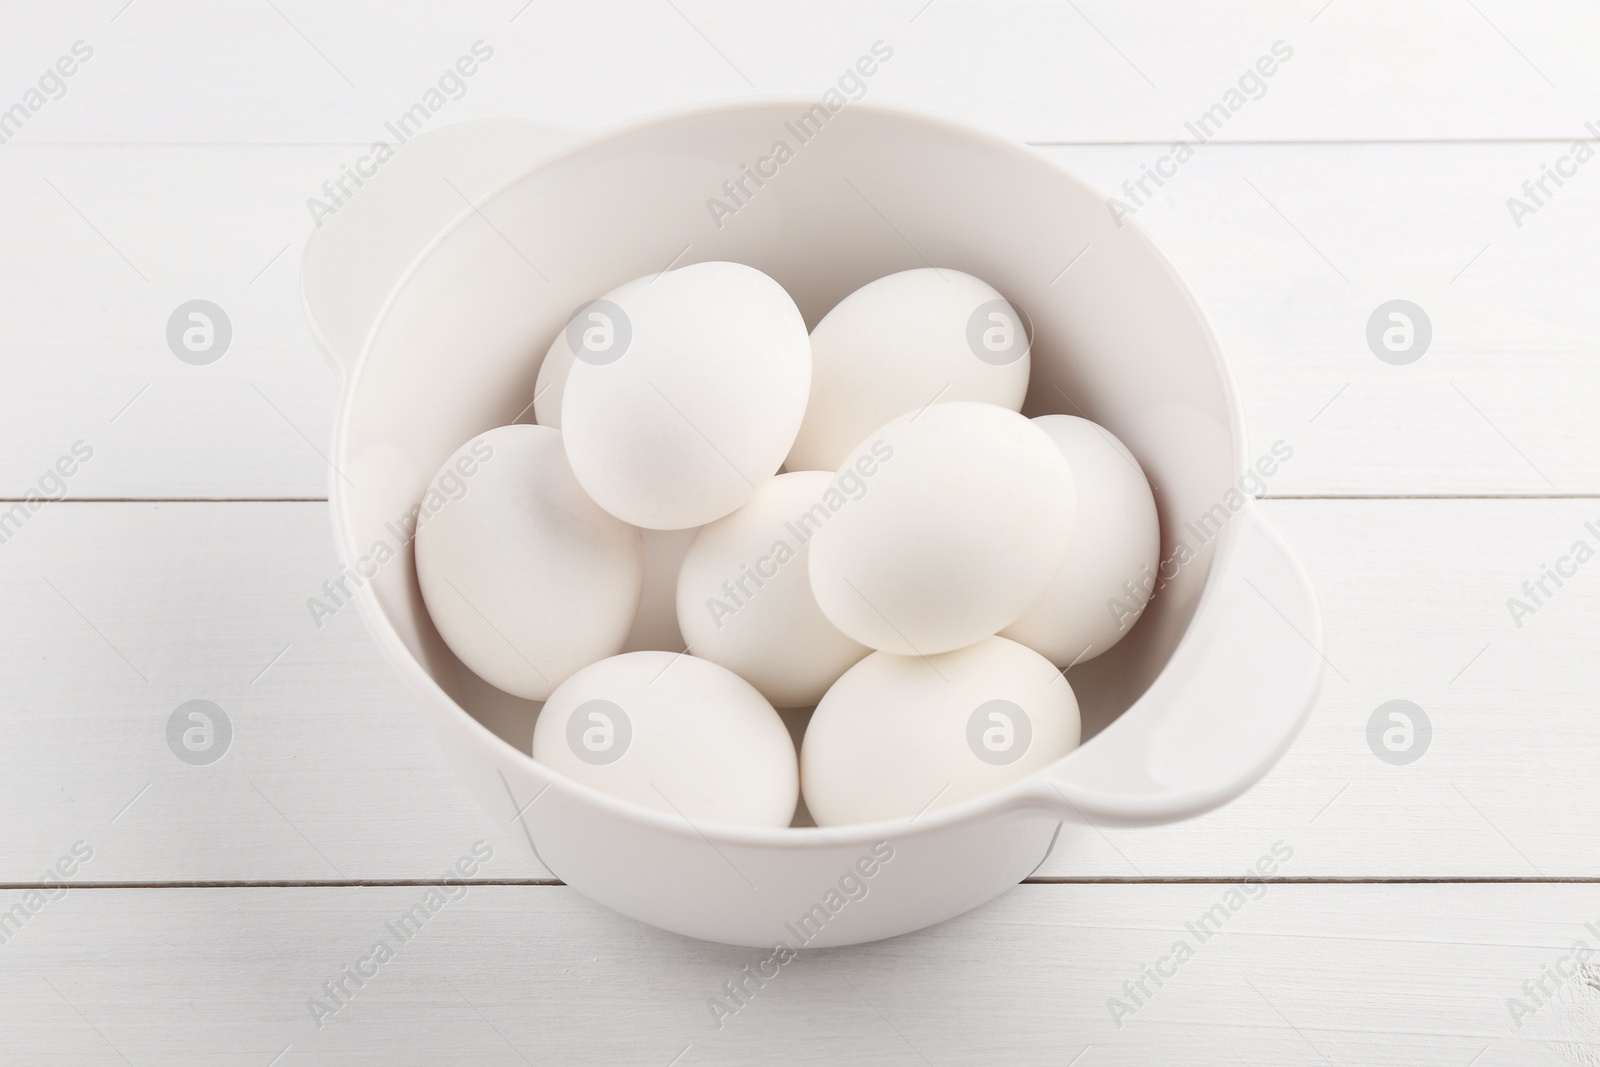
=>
[301,100,1323,948]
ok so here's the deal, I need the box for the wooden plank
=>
[3,140,1596,498]
[0,500,551,882]
[0,881,1593,1064]
[0,144,345,500]
[4,0,1600,144]
[0,2,1589,1052]
[1038,496,1600,879]
[1040,142,1600,498]
[0,498,1596,882]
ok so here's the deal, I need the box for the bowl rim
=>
[327,94,1251,850]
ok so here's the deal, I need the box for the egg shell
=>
[531,651,798,828]
[532,276,651,430]
[677,471,870,707]
[807,401,1076,655]
[785,268,1031,472]
[1002,415,1161,666]
[801,636,1080,826]
[415,424,643,701]
[561,261,811,529]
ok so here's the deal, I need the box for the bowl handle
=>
[299,117,584,378]
[1020,501,1324,827]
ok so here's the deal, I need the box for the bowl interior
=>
[336,102,1240,778]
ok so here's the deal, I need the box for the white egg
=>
[561,261,811,529]
[677,471,870,707]
[807,402,1076,655]
[786,268,1031,472]
[415,425,643,701]
[1002,416,1161,667]
[801,636,1080,826]
[532,276,651,430]
[531,651,798,828]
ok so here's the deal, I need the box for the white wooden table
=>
[4,2,1599,1062]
